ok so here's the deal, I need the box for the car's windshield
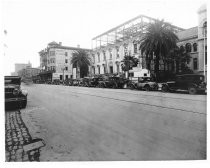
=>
[5,78,21,85]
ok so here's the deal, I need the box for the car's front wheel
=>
[188,87,197,95]
[162,85,169,92]
[128,84,135,90]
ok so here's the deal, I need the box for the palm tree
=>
[71,50,91,78]
[139,20,178,81]
[121,54,139,78]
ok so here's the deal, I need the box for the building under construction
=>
[90,15,184,76]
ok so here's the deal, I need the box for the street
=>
[16,84,207,161]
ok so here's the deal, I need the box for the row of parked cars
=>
[36,74,206,95]
[4,74,206,110]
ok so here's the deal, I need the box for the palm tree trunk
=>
[155,55,160,82]
[77,62,80,78]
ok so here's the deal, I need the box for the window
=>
[65,52,68,56]
[97,53,100,62]
[193,43,197,52]
[193,58,198,70]
[98,66,100,74]
[92,54,95,63]
[49,51,55,56]
[103,51,106,61]
[65,59,68,63]
[129,72,134,77]
[65,67,68,71]
[110,66,113,73]
[92,67,95,74]
[185,43,192,53]
[180,45,184,52]
[60,75,63,80]
[109,50,112,59]
[116,47,120,58]
[116,64,120,73]
[65,75,68,79]
[203,22,207,36]
[134,43,138,53]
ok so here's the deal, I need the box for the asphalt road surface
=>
[21,84,206,161]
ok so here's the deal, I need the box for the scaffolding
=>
[92,15,185,50]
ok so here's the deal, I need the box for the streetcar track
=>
[28,84,206,114]
[60,85,206,102]
[66,90,206,115]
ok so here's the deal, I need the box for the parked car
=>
[71,79,82,86]
[5,76,28,109]
[52,79,61,85]
[128,77,158,91]
[161,74,206,94]
[98,76,128,89]
[63,78,74,86]
[81,77,93,87]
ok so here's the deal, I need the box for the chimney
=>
[77,44,80,48]
[59,42,62,46]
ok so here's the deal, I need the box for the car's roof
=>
[5,76,21,79]
[176,74,204,77]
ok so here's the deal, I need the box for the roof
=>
[92,14,185,40]
[176,27,198,41]
[48,41,59,45]
[49,45,92,51]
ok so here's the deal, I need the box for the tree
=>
[139,20,178,81]
[121,54,139,78]
[71,50,91,78]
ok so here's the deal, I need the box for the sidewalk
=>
[5,110,43,162]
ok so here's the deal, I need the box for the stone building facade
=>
[90,4,207,79]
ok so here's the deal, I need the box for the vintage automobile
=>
[63,78,73,86]
[5,76,28,109]
[128,77,159,91]
[97,76,128,89]
[52,79,61,85]
[161,74,206,94]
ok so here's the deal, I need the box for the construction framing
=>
[92,15,185,50]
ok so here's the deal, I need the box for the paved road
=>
[21,84,206,161]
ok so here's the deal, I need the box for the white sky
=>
[2,0,207,75]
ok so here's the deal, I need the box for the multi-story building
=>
[90,4,207,79]
[90,15,184,76]
[17,67,40,81]
[39,42,91,81]
[11,62,32,76]
[176,4,207,77]
[197,4,207,76]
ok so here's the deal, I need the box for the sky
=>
[2,0,207,75]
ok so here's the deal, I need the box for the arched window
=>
[203,21,207,36]
[193,43,197,52]
[92,54,95,63]
[185,43,192,53]
[180,45,184,52]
